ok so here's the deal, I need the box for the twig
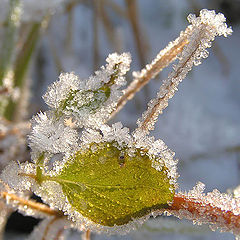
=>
[82,229,91,240]
[169,193,240,235]
[110,37,188,119]
[1,191,61,217]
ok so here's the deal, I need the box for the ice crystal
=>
[0,8,236,239]
[168,182,240,235]
[43,53,131,128]
[27,216,72,240]
[137,9,232,134]
[29,111,78,157]
[1,161,34,192]
[0,119,29,171]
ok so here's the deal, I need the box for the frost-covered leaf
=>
[41,142,174,227]
[43,53,131,128]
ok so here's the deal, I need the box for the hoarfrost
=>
[0,161,34,192]
[27,216,72,240]
[168,182,240,236]
[43,53,131,129]
[137,9,232,134]
[29,111,79,156]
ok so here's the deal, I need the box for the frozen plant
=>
[0,9,238,240]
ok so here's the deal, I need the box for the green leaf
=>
[55,63,120,118]
[43,142,174,227]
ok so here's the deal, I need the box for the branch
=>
[168,193,240,235]
[1,191,62,217]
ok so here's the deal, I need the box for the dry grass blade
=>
[99,2,121,52]
[92,0,100,71]
[125,0,147,68]
[111,37,189,119]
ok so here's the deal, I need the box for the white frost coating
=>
[0,163,50,219]
[31,178,156,235]
[137,9,232,134]
[133,131,178,187]
[0,162,35,192]
[27,216,72,240]
[168,182,240,236]
[29,111,79,156]
[0,120,29,171]
[43,53,131,129]
[43,73,81,110]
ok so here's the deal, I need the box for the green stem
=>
[4,23,41,121]
[36,152,45,184]
[0,0,21,85]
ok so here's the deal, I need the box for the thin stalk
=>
[169,193,240,235]
[92,0,100,72]
[138,40,197,133]
[125,0,147,68]
[110,37,189,119]
[0,0,21,85]
[1,191,62,217]
[4,22,41,121]
[125,0,149,100]
[82,229,91,240]
[99,2,121,52]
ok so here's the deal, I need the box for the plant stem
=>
[110,37,188,119]
[0,0,21,85]
[1,191,62,217]
[82,229,91,240]
[168,193,240,234]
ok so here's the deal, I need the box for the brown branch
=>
[169,193,240,234]
[1,191,62,217]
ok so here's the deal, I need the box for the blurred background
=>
[1,0,240,239]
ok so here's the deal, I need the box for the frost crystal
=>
[27,216,72,240]
[168,182,240,236]
[29,111,78,156]
[43,53,131,129]
[137,9,232,134]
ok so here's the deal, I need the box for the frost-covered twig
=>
[167,183,240,236]
[111,37,189,119]
[0,191,61,217]
[136,9,232,134]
